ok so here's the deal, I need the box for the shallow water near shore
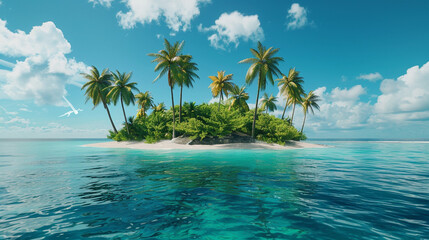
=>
[0,139,428,239]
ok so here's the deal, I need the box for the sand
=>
[83,139,327,150]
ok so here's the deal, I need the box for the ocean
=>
[0,139,428,239]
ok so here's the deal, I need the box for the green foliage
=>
[255,114,303,144]
[110,102,304,144]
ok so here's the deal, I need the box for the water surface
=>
[0,139,428,239]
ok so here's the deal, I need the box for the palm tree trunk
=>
[169,71,176,139]
[281,103,288,120]
[218,92,223,111]
[252,85,261,139]
[120,95,129,134]
[300,112,307,133]
[291,103,296,125]
[179,85,183,123]
[99,89,117,133]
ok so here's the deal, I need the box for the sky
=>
[0,0,429,139]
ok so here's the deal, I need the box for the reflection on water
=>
[0,140,428,239]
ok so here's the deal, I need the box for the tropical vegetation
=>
[208,71,234,111]
[81,39,321,145]
[106,71,139,134]
[81,66,118,133]
[239,41,283,138]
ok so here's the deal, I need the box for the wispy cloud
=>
[357,72,383,81]
[0,59,14,68]
[88,0,114,8]
[0,105,18,115]
[5,116,30,125]
[19,107,32,112]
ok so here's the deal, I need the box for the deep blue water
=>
[0,139,428,239]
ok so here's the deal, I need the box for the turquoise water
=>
[0,140,428,239]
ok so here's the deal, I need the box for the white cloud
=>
[301,61,429,135]
[208,96,220,104]
[0,122,108,138]
[89,0,114,7]
[287,3,309,30]
[330,85,366,103]
[374,62,429,120]
[0,19,87,106]
[357,72,383,81]
[5,116,30,125]
[199,11,264,49]
[0,105,18,115]
[19,107,31,112]
[0,58,14,68]
[304,86,372,130]
[116,0,209,31]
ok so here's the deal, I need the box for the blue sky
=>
[0,0,429,138]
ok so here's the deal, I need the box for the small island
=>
[82,40,322,149]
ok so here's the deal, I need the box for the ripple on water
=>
[0,140,428,239]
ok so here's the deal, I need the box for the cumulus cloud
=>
[298,61,429,134]
[198,11,264,49]
[357,72,383,81]
[89,0,114,7]
[0,19,87,106]
[116,0,209,31]
[305,86,372,130]
[374,62,429,120]
[287,3,309,30]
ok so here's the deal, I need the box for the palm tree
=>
[152,103,166,113]
[277,68,304,119]
[148,39,186,138]
[300,91,320,133]
[106,71,139,134]
[208,71,234,111]
[289,90,304,125]
[239,41,283,138]
[177,56,199,122]
[260,93,278,113]
[228,85,249,111]
[183,101,197,119]
[136,91,154,118]
[81,66,118,133]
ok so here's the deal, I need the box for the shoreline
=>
[83,140,327,150]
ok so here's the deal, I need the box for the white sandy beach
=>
[83,139,327,150]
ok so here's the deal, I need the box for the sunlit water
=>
[0,139,428,239]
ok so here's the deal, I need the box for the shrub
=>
[112,103,304,144]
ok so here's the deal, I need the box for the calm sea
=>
[0,139,428,239]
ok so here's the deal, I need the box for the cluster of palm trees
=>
[82,39,321,139]
[208,41,320,137]
[148,40,199,138]
[81,67,154,135]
